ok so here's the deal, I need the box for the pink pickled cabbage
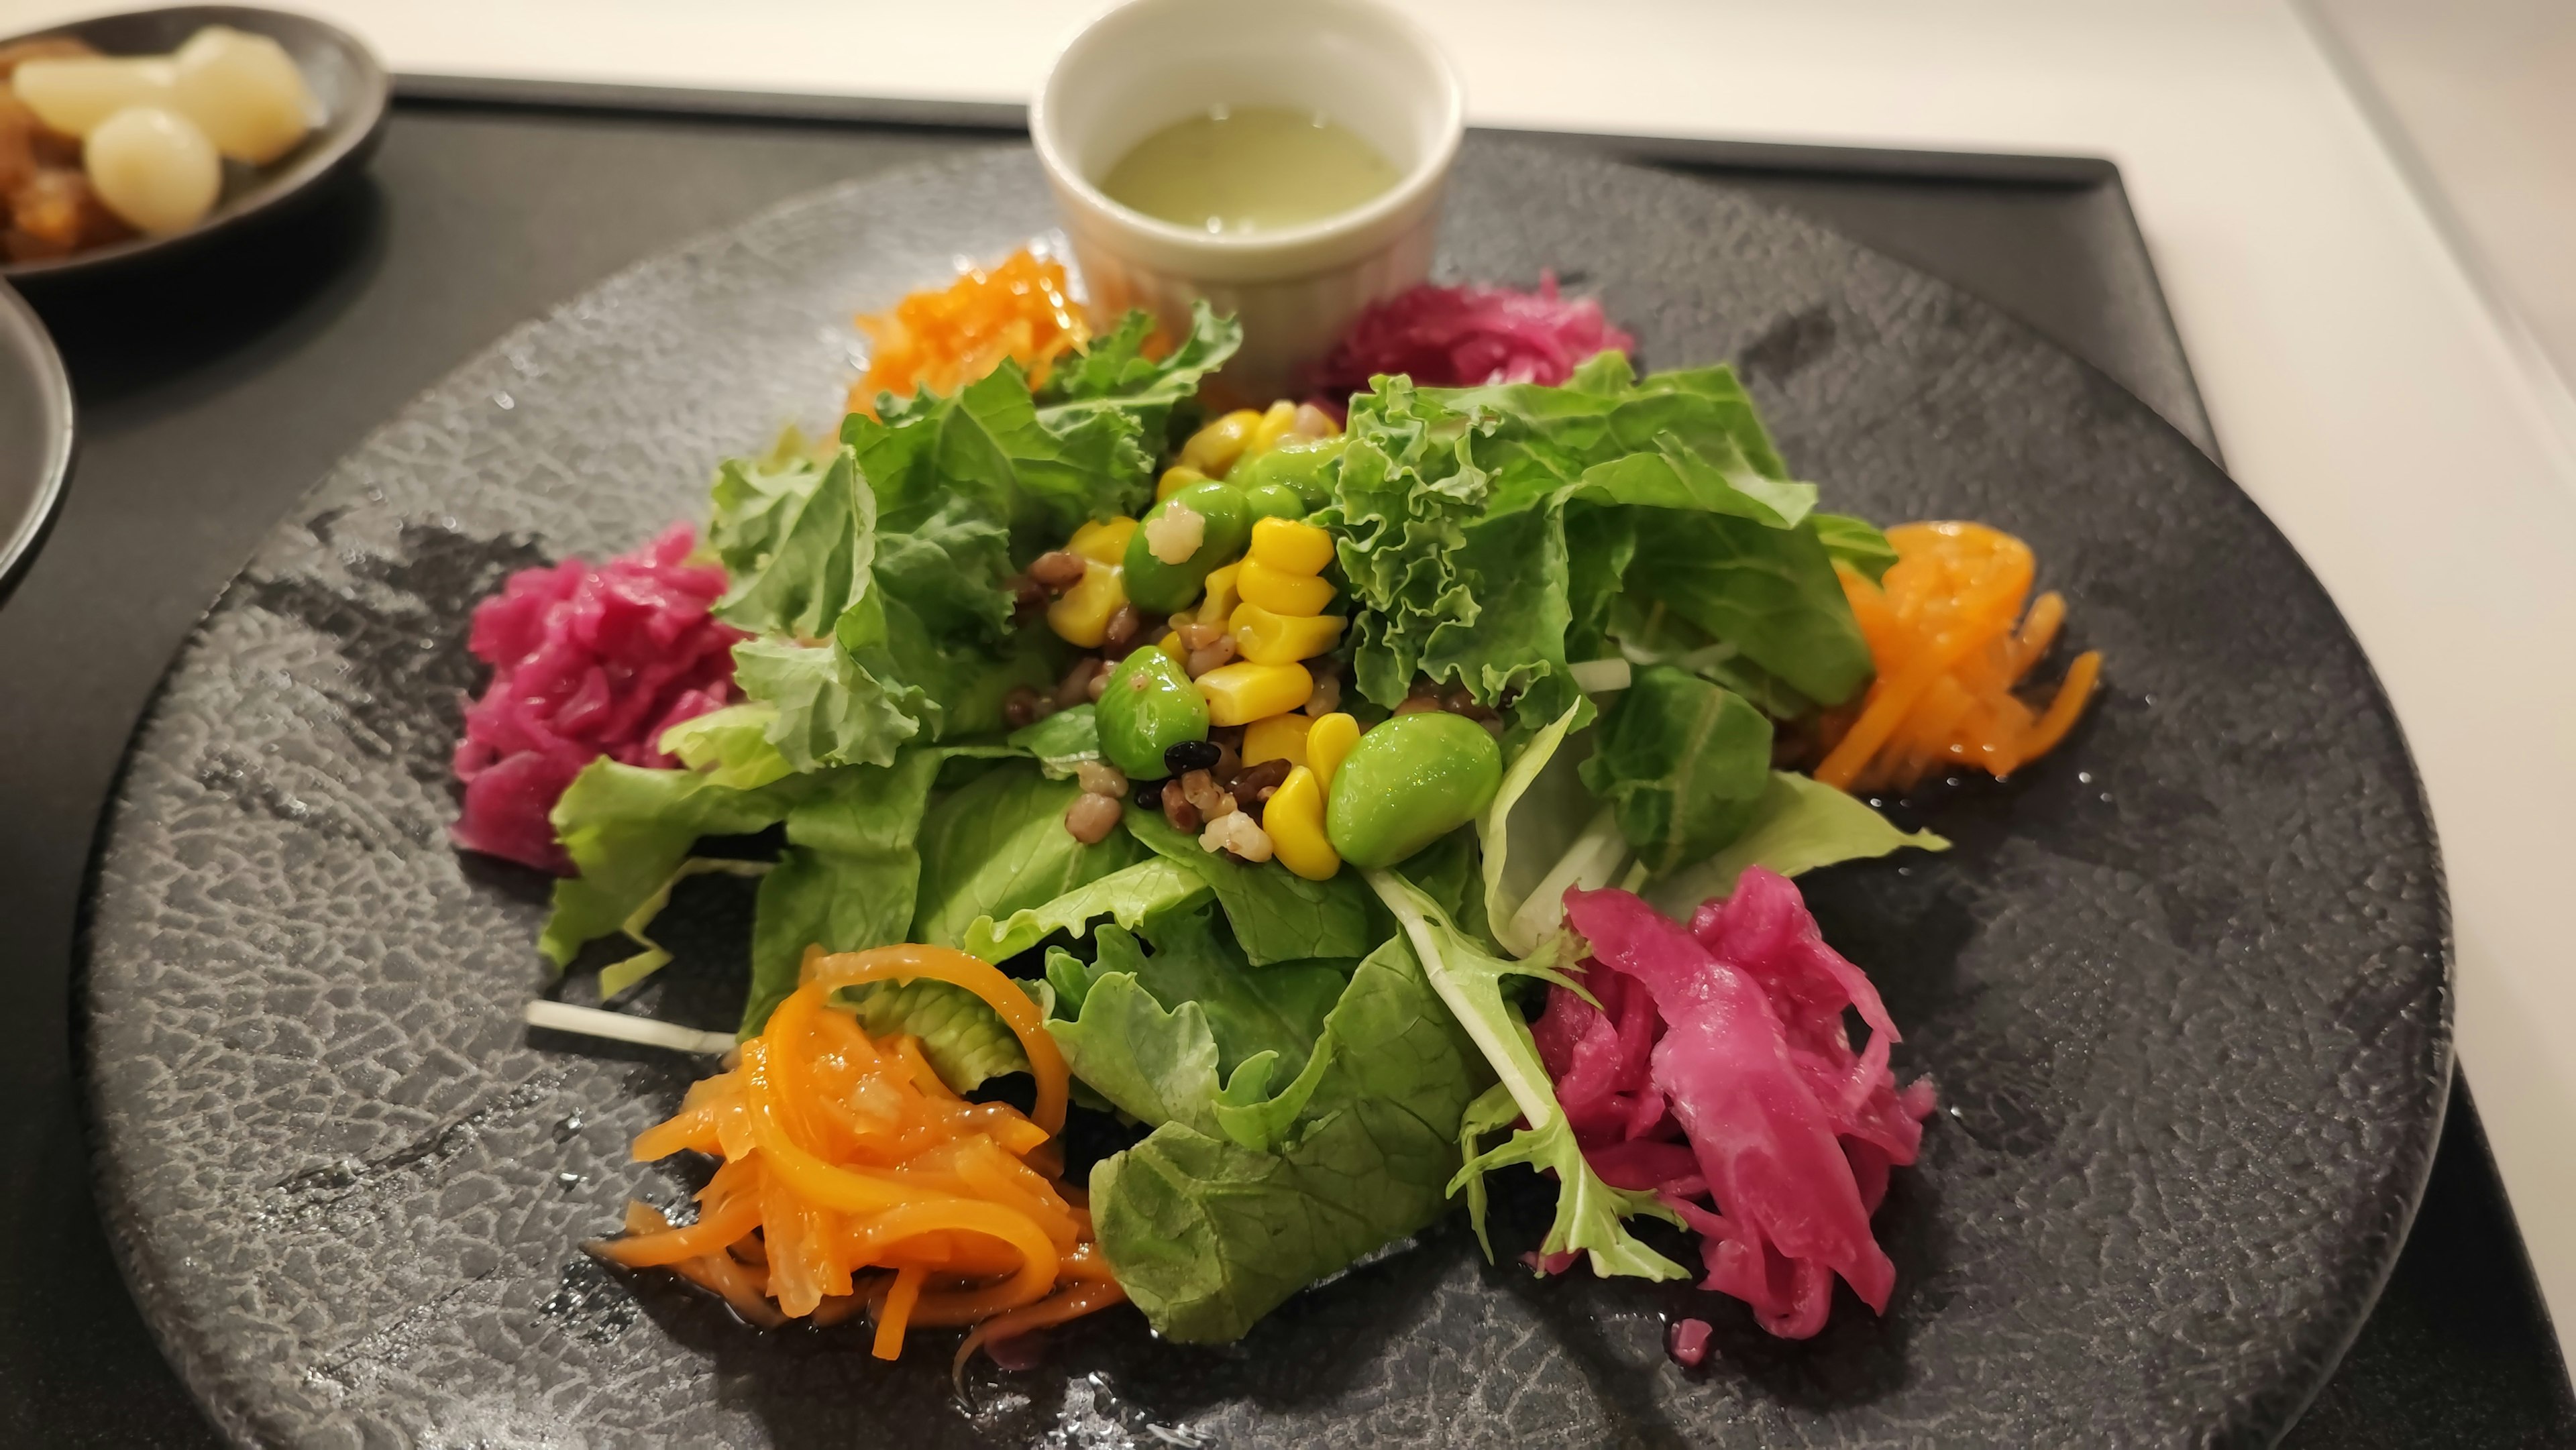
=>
[1307,273,1637,398]
[451,522,743,872]
[1549,870,1936,1341]
[1666,1318,1714,1368]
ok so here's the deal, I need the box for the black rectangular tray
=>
[3,94,2567,1447]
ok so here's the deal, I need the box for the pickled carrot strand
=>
[2008,650,2102,770]
[590,1192,762,1268]
[2013,592,2066,677]
[951,1280,1130,1382]
[873,1265,926,1360]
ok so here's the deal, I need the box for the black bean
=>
[1163,738,1222,775]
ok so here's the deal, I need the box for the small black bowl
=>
[0,281,73,603]
[0,5,388,286]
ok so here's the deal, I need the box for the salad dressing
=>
[1100,106,1400,235]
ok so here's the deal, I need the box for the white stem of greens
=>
[1479,701,1587,954]
[1508,806,1632,954]
[523,1001,735,1056]
[1365,870,1561,1133]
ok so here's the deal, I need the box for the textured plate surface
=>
[81,142,2449,1448]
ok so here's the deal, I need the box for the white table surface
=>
[21,0,2576,1353]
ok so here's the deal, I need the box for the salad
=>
[462,247,2100,1373]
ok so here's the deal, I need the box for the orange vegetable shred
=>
[1815,520,2102,795]
[587,942,1122,1370]
[847,248,1089,416]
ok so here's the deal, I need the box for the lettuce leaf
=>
[1324,357,1872,737]
[1578,665,1773,877]
[1813,511,1896,583]
[959,856,1211,963]
[1005,703,1101,779]
[834,975,1035,1091]
[1648,771,1950,912]
[909,760,1144,948]
[1122,809,1384,964]
[739,748,950,1036]
[539,759,808,970]
[1363,870,1688,1282]
[1086,931,1489,1341]
[1032,301,1242,449]
[656,702,792,790]
[1619,512,1871,707]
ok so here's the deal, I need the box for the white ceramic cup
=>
[1031,0,1465,401]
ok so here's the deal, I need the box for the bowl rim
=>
[1029,0,1466,265]
[0,3,390,284]
[0,280,74,601]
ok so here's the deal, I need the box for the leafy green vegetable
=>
[1620,513,1872,706]
[540,760,806,970]
[1813,511,1896,583]
[656,702,793,790]
[1364,870,1688,1281]
[1005,703,1101,779]
[959,856,1210,962]
[851,359,1153,560]
[1033,301,1242,449]
[1123,810,1385,964]
[594,858,772,999]
[834,975,1034,1091]
[708,447,868,639]
[730,635,937,773]
[1087,932,1489,1341]
[909,761,1144,949]
[739,748,949,1036]
[1325,356,1873,738]
[1648,770,1950,912]
[1046,970,1226,1133]
[1098,910,1347,1082]
[1578,665,1773,877]
[1479,702,1587,954]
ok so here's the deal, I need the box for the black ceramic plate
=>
[1,5,386,284]
[0,282,72,602]
[80,142,2449,1447]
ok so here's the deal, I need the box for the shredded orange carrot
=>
[1815,521,2104,794]
[847,247,1091,416]
[588,944,1124,1363]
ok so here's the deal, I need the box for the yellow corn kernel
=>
[1236,557,1336,616]
[1230,602,1346,665]
[1304,712,1360,789]
[1067,516,1138,565]
[1247,400,1299,458]
[1248,516,1335,577]
[1046,561,1126,647]
[1244,712,1314,769]
[1194,561,1244,625]
[1195,660,1313,726]
[1156,464,1208,502]
[1157,630,1185,665]
[1263,765,1339,881]
[1179,408,1263,477]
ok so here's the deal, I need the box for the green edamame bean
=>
[1095,647,1209,779]
[1325,712,1503,869]
[1123,479,1251,614]
[1239,481,1307,523]
[1229,436,1345,512]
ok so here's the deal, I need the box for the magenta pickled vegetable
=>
[1306,272,1636,396]
[449,522,743,872]
[1550,870,1936,1341]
